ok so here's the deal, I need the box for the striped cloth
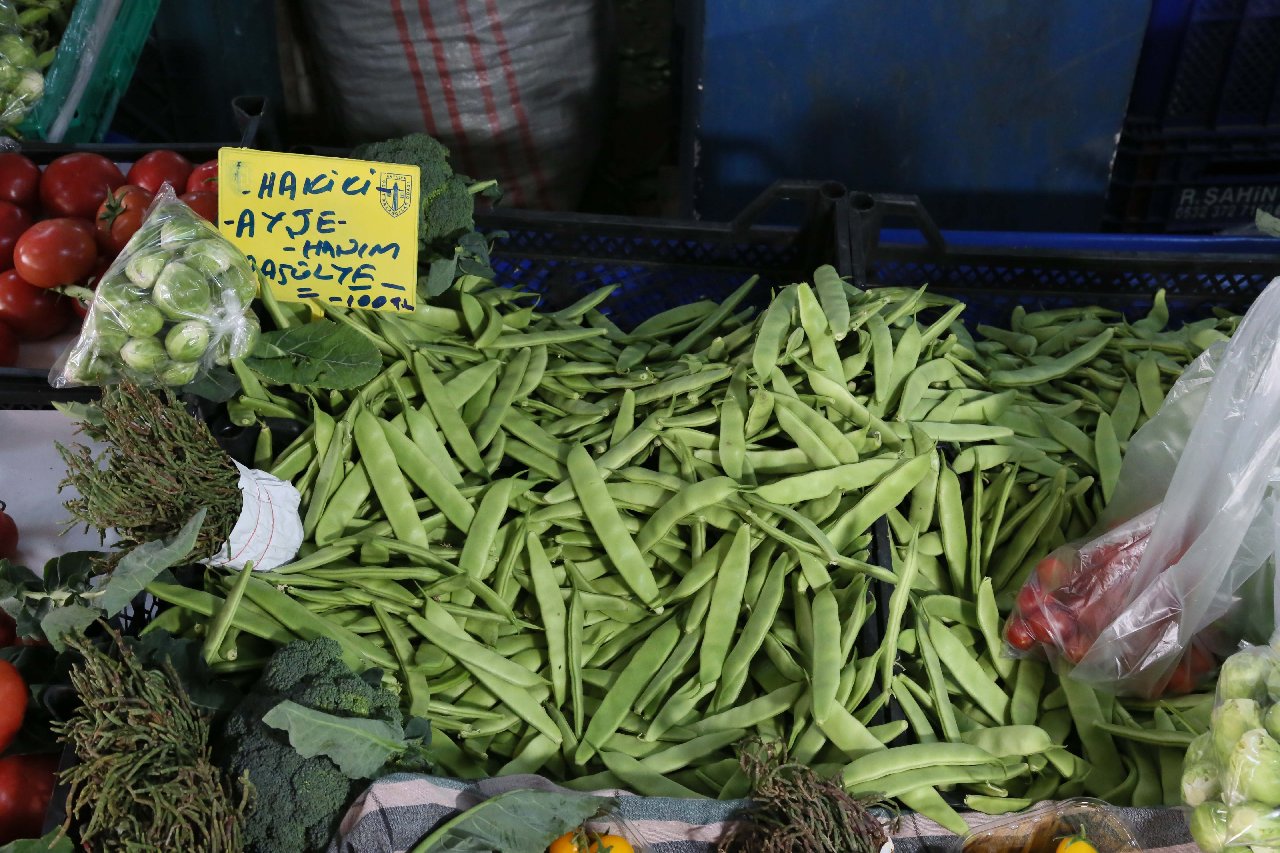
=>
[328,774,1198,853]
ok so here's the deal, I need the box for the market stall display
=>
[1,131,1278,852]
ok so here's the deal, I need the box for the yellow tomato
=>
[590,835,635,853]
[548,829,636,853]
[549,831,586,853]
[1056,833,1098,853]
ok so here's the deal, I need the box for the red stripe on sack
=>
[455,0,524,204]
[480,0,553,207]
[417,0,478,177]
[389,0,439,136]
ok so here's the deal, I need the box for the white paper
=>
[205,460,302,572]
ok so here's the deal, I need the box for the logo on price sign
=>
[379,173,414,218]
[216,147,421,314]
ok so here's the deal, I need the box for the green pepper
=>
[221,263,259,307]
[160,216,207,248]
[104,301,165,338]
[125,251,167,290]
[215,314,260,367]
[120,337,168,372]
[165,320,211,361]
[183,240,239,277]
[159,360,200,387]
[152,262,212,320]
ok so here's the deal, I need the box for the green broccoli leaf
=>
[0,829,74,853]
[182,365,242,403]
[412,789,613,853]
[92,509,206,616]
[263,699,406,779]
[245,320,382,390]
[39,604,99,651]
[41,550,100,594]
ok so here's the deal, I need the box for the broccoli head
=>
[218,637,402,853]
[352,133,476,253]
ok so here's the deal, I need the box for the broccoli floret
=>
[352,133,476,254]
[218,637,402,853]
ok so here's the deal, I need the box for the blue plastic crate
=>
[482,183,844,328]
[870,225,1280,326]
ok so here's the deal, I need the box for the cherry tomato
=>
[0,270,67,340]
[0,753,58,844]
[0,201,32,271]
[179,190,217,223]
[1035,555,1071,591]
[1062,631,1093,664]
[1056,832,1099,853]
[14,218,97,288]
[0,612,13,647]
[1024,600,1076,647]
[0,153,39,209]
[1164,663,1194,696]
[185,159,218,194]
[548,831,635,853]
[126,149,193,195]
[0,320,15,367]
[1015,581,1046,617]
[1004,617,1036,652]
[0,659,26,752]
[40,153,124,219]
[0,501,15,560]
[95,184,153,255]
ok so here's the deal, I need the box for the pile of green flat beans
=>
[142,266,1238,831]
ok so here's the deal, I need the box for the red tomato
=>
[0,753,57,844]
[0,320,15,367]
[1035,556,1071,591]
[14,219,97,288]
[95,184,153,255]
[185,159,218,194]
[1005,617,1036,652]
[1025,601,1077,647]
[0,270,66,340]
[0,612,13,647]
[1015,582,1046,617]
[0,154,39,209]
[1164,664,1194,696]
[40,153,124,219]
[125,149,193,195]
[1062,631,1093,664]
[0,201,32,270]
[0,659,25,752]
[179,190,217,223]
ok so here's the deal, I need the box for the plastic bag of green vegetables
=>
[0,0,57,129]
[1183,645,1280,852]
[50,186,260,388]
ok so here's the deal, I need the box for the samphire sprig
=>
[717,739,892,853]
[58,380,241,559]
[55,627,251,852]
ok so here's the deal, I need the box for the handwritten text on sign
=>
[217,148,421,313]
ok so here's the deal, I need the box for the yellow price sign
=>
[216,147,420,313]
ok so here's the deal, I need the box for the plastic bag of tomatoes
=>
[1005,277,1280,698]
[49,186,258,389]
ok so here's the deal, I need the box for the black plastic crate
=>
[1105,123,1280,232]
[479,180,849,326]
[1128,0,1280,130]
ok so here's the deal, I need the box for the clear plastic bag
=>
[1005,277,1280,697]
[1184,646,1280,852]
[51,186,260,388]
[0,0,47,128]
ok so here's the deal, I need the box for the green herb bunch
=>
[55,628,251,852]
[58,380,241,560]
[718,739,891,853]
